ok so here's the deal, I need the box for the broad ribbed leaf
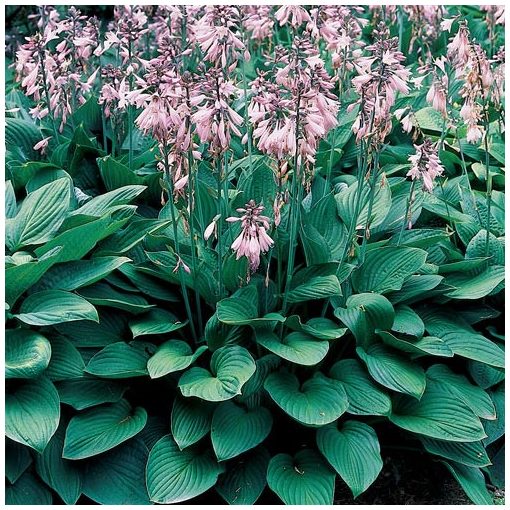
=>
[63,399,147,459]
[391,305,425,337]
[5,246,63,306]
[288,275,342,303]
[420,438,490,467]
[386,274,443,305]
[6,177,71,251]
[71,185,146,217]
[390,380,486,442]
[421,310,504,368]
[445,266,504,299]
[335,293,395,346]
[5,179,17,218]
[376,330,454,357]
[178,346,256,401]
[5,329,51,379]
[427,364,496,420]
[15,290,98,326]
[267,449,335,505]
[57,379,126,410]
[442,462,493,505]
[82,438,150,504]
[147,341,207,379]
[79,282,154,313]
[211,402,272,461]
[357,344,426,399]
[35,422,82,504]
[5,471,53,505]
[238,354,280,401]
[285,315,346,340]
[146,435,223,504]
[216,446,270,505]
[6,376,60,452]
[329,359,392,416]
[352,246,427,294]
[46,336,85,381]
[483,384,504,446]
[85,341,153,378]
[256,330,329,366]
[317,421,383,497]
[129,308,186,337]
[171,397,215,450]
[36,256,131,291]
[264,371,348,426]
[5,440,32,484]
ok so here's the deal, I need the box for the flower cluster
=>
[407,139,444,192]
[227,200,274,272]
[350,23,410,146]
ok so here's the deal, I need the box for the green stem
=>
[483,127,492,257]
[216,156,224,300]
[397,180,416,245]
[359,151,380,265]
[162,142,198,344]
[128,39,134,170]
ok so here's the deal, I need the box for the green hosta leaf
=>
[257,330,329,366]
[5,246,63,306]
[129,308,186,337]
[442,462,493,505]
[444,266,504,299]
[211,402,272,461]
[391,305,425,337]
[487,445,504,489]
[146,435,223,504]
[6,376,60,453]
[336,174,391,230]
[5,180,17,218]
[420,438,491,467]
[171,397,215,450]
[57,379,126,410]
[216,446,270,505]
[71,185,146,218]
[288,275,342,303]
[377,330,454,358]
[5,471,53,505]
[178,345,256,401]
[357,344,426,399]
[6,177,71,251]
[85,341,153,378]
[82,438,150,504]
[63,399,147,460]
[329,359,392,416]
[386,274,444,305]
[352,246,427,294]
[45,336,85,381]
[390,379,486,442]
[237,354,280,401]
[267,449,335,505]
[147,341,207,379]
[334,293,395,347]
[5,329,51,379]
[35,422,82,505]
[483,384,504,446]
[421,310,505,368]
[118,264,179,302]
[36,256,131,291]
[317,420,383,498]
[5,439,32,484]
[14,290,98,326]
[264,371,348,426]
[468,359,505,390]
[285,315,346,340]
[78,282,154,314]
[427,365,496,420]
[413,106,445,132]
[216,285,284,326]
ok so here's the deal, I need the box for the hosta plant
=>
[5,4,504,506]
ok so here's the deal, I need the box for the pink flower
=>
[227,200,274,272]
[33,136,52,155]
[406,139,444,192]
[275,6,311,28]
